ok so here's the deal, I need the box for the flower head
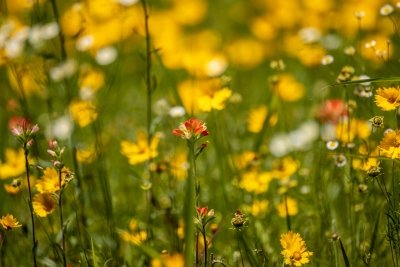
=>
[32,193,57,217]
[0,214,22,230]
[378,129,400,159]
[172,118,208,140]
[9,116,39,147]
[120,131,160,165]
[375,87,400,111]
[280,231,313,266]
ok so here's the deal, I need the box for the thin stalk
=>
[24,146,37,267]
[202,225,208,267]
[284,195,291,231]
[184,140,196,266]
[58,168,67,267]
[236,231,245,267]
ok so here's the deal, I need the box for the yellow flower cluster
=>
[0,148,26,179]
[120,131,160,165]
[280,231,313,266]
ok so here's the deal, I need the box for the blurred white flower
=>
[205,56,227,77]
[380,4,394,16]
[169,106,186,118]
[96,46,118,65]
[50,116,74,140]
[118,0,139,6]
[50,59,77,82]
[321,55,334,65]
[269,134,292,157]
[299,27,321,43]
[76,35,94,51]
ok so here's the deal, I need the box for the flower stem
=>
[24,146,37,267]
[58,168,67,267]
[184,140,196,266]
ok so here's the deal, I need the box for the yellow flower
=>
[32,193,57,217]
[6,0,45,14]
[335,118,371,143]
[247,106,268,133]
[239,170,272,194]
[69,100,98,127]
[276,197,298,218]
[271,157,299,180]
[0,214,22,230]
[178,78,232,114]
[76,145,96,164]
[151,253,185,267]
[280,231,313,266]
[169,150,189,180]
[274,74,305,102]
[36,167,71,193]
[0,148,26,179]
[374,87,400,111]
[120,131,160,165]
[352,146,380,172]
[226,38,265,68]
[4,178,23,195]
[170,0,207,26]
[233,151,258,171]
[245,200,269,217]
[378,130,400,159]
[119,228,147,245]
[79,66,105,94]
[7,59,47,96]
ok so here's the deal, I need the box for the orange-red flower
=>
[172,118,208,140]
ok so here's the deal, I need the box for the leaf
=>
[91,238,99,267]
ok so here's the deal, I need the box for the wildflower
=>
[276,197,298,217]
[378,130,400,159]
[336,66,355,83]
[49,59,77,82]
[270,59,285,71]
[120,131,160,165]
[271,157,299,180]
[380,4,394,16]
[172,118,208,140]
[76,145,96,164]
[317,99,346,123]
[169,150,189,180]
[4,178,23,195]
[95,46,118,65]
[274,74,305,102]
[231,209,247,229]
[245,200,269,217]
[49,115,74,141]
[344,46,356,56]
[169,106,186,118]
[0,148,26,179]
[369,116,384,129]
[247,105,268,133]
[238,170,272,194]
[233,151,259,170]
[335,118,370,143]
[78,66,105,98]
[0,214,22,230]
[151,253,184,267]
[69,100,98,127]
[32,193,57,217]
[280,231,313,266]
[333,154,347,167]
[367,165,382,178]
[36,167,72,193]
[374,87,400,111]
[326,140,339,150]
[9,117,39,146]
[321,55,334,65]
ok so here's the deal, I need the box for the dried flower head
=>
[231,209,247,229]
[369,116,384,129]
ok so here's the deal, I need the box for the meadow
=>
[0,0,400,266]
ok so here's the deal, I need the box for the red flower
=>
[196,206,208,217]
[316,99,347,123]
[172,118,209,140]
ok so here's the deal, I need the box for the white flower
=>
[321,55,334,65]
[50,59,77,81]
[299,27,321,43]
[50,116,74,140]
[76,35,94,51]
[169,106,186,118]
[205,56,227,77]
[380,4,394,16]
[95,46,118,65]
[118,0,139,6]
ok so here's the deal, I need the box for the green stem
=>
[58,168,67,267]
[202,225,207,267]
[24,146,37,267]
[184,140,196,266]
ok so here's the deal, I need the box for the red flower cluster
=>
[172,118,209,140]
